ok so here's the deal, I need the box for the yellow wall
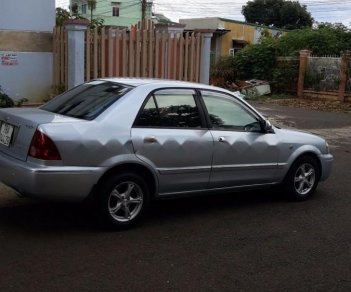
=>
[221,22,256,56]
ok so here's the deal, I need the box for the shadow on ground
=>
[0,190,287,232]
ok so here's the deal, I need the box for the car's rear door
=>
[200,90,279,188]
[131,88,213,195]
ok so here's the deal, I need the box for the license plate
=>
[0,122,14,147]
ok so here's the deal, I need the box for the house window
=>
[230,39,248,56]
[229,48,243,56]
[112,6,119,17]
[81,3,87,14]
[111,2,120,17]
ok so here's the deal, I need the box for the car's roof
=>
[100,77,218,90]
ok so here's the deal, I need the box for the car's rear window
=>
[41,81,132,120]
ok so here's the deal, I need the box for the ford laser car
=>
[0,79,333,228]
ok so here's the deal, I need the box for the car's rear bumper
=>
[320,153,333,181]
[0,152,105,202]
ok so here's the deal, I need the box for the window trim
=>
[112,6,120,17]
[198,89,264,132]
[132,87,208,130]
[81,3,87,14]
[111,1,120,17]
[41,81,133,121]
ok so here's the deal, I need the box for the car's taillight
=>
[28,129,61,160]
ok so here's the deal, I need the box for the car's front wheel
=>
[284,156,320,201]
[95,172,150,229]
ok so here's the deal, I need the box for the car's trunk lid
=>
[0,107,80,161]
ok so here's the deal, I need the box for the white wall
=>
[0,52,53,102]
[0,0,55,102]
[254,28,261,44]
[0,0,55,32]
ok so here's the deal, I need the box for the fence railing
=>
[53,21,203,90]
[305,55,341,92]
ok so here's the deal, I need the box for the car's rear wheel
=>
[284,156,320,201]
[95,172,149,229]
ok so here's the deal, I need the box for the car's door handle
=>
[144,136,157,143]
[218,136,226,142]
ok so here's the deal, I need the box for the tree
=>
[55,2,104,28]
[242,0,313,29]
[277,26,351,56]
[55,7,70,26]
[71,3,79,18]
[87,0,97,23]
[279,1,313,29]
[86,0,104,28]
[233,38,278,80]
[316,22,350,32]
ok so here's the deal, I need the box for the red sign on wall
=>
[0,52,18,66]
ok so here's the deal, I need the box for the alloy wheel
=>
[108,181,144,222]
[294,163,316,196]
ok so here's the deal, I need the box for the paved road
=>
[254,102,351,149]
[0,104,351,292]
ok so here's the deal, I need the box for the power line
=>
[56,0,351,25]
[153,0,351,23]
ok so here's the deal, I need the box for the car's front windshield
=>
[41,81,132,120]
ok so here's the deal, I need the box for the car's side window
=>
[135,89,202,128]
[201,91,261,132]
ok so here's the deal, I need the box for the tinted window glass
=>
[202,91,260,131]
[41,81,131,120]
[136,89,201,128]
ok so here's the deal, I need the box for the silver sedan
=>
[0,79,333,228]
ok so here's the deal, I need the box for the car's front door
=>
[200,90,279,189]
[132,88,213,195]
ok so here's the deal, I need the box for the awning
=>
[214,29,230,36]
[232,39,248,44]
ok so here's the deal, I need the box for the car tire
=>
[95,172,150,229]
[283,156,320,201]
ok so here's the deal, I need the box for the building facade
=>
[180,17,286,63]
[0,0,55,102]
[70,0,153,27]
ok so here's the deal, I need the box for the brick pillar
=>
[64,19,89,89]
[338,51,351,102]
[297,50,311,99]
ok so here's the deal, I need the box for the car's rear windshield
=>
[41,81,132,120]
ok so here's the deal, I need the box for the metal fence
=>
[305,56,341,92]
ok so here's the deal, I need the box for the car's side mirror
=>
[262,119,274,133]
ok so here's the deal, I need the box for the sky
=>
[55,0,351,27]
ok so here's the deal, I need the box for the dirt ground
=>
[258,97,351,113]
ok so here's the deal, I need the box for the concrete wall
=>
[0,0,55,103]
[0,31,53,52]
[220,22,255,56]
[0,0,55,32]
[181,17,287,58]
[181,18,255,56]
[180,18,224,30]
[0,53,53,101]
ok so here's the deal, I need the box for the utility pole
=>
[141,0,147,21]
